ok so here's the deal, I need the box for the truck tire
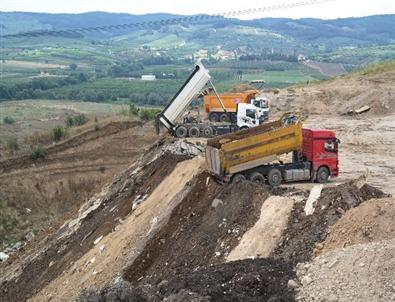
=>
[175,126,188,138]
[188,126,200,138]
[232,174,246,184]
[202,126,214,137]
[209,112,219,122]
[249,172,265,184]
[267,168,282,187]
[316,166,330,183]
[220,113,230,122]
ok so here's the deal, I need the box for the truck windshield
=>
[246,109,256,119]
[325,139,339,152]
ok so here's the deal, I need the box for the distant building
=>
[194,49,209,60]
[214,50,234,61]
[141,75,156,81]
[298,54,308,62]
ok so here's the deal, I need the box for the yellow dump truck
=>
[206,113,340,186]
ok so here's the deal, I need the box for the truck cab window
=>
[325,140,337,152]
[253,100,261,108]
[246,109,256,119]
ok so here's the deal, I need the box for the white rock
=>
[93,235,103,245]
[0,252,9,261]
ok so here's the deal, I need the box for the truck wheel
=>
[249,172,265,185]
[267,168,282,187]
[232,174,246,184]
[209,112,219,122]
[188,126,200,138]
[316,166,330,183]
[203,126,214,137]
[220,113,230,122]
[175,126,188,138]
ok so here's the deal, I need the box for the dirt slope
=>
[268,62,395,116]
[320,197,395,254]
[0,120,157,250]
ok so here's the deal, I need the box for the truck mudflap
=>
[206,146,222,176]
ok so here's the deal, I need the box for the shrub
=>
[52,126,65,142]
[129,104,140,116]
[7,137,19,152]
[99,166,106,173]
[65,116,74,127]
[30,146,48,161]
[3,116,15,124]
[139,108,160,121]
[73,114,88,126]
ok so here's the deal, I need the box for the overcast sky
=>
[1,0,394,19]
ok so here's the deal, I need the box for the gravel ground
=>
[294,239,395,302]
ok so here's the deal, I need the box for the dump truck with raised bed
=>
[205,113,339,186]
[156,62,265,138]
[203,91,269,122]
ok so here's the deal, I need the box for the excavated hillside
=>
[268,62,395,116]
[0,119,157,253]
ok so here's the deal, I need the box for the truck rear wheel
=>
[209,112,219,122]
[316,166,330,183]
[249,172,265,184]
[267,168,282,187]
[232,174,246,184]
[220,113,230,122]
[188,126,200,138]
[203,126,214,137]
[175,126,188,138]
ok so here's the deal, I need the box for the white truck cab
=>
[251,95,269,121]
[236,103,260,129]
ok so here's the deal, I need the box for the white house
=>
[141,75,156,81]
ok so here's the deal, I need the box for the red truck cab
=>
[302,128,340,182]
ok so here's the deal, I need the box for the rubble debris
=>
[320,197,395,254]
[123,179,269,286]
[274,181,389,262]
[294,239,395,302]
[0,252,9,262]
[304,184,323,216]
[161,139,204,157]
[93,236,103,245]
[80,258,296,302]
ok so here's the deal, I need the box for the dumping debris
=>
[320,197,395,254]
[274,180,390,261]
[80,258,296,302]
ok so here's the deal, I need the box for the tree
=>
[69,63,78,70]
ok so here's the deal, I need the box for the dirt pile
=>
[274,180,389,261]
[0,139,192,302]
[124,180,269,286]
[320,197,395,254]
[294,239,395,302]
[80,258,296,302]
[268,62,395,116]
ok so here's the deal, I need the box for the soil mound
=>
[294,239,395,302]
[274,181,389,262]
[123,180,269,285]
[80,258,296,302]
[320,197,395,254]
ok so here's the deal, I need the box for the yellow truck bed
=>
[206,116,303,177]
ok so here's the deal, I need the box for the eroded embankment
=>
[0,143,188,302]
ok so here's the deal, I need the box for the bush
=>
[6,137,19,152]
[3,116,15,124]
[139,108,160,121]
[52,126,65,142]
[30,146,48,161]
[73,114,88,126]
[65,116,74,127]
[129,104,140,116]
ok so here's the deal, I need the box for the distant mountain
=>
[0,12,394,65]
